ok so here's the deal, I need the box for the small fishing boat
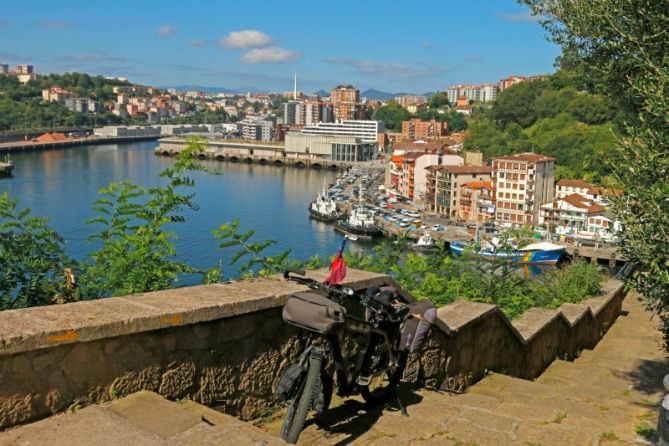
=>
[334,185,382,240]
[410,231,437,251]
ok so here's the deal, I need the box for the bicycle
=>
[275,268,435,444]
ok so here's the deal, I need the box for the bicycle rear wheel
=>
[280,352,323,444]
[360,351,407,405]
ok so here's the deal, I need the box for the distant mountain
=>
[313,89,329,96]
[361,89,397,100]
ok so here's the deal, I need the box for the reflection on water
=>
[0,141,347,284]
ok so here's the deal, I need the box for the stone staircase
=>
[261,293,668,445]
[0,391,285,446]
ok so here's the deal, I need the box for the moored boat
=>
[449,240,566,265]
[308,188,342,222]
[410,231,437,251]
[334,185,382,240]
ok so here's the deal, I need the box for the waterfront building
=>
[425,165,493,217]
[401,119,447,140]
[538,193,607,236]
[396,152,464,201]
[492,152,555,226]
[284,133,376,162]
[93,126,162,138]
[302,120,383,143]
[458,181,495,224]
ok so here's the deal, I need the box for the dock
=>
[156,137,373,170]
[0,135,160,153]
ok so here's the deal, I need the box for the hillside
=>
[463,71,620,183]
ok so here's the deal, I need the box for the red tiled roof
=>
[557,179,592,189]
[493,152,556,162]
[559,193,606,213]
[461,180,493,190]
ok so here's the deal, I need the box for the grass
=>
[599,431,618,442]
[634,422,657,439]
[552,411,567,424]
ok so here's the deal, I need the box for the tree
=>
[521,0,669,344]
[373,100,413,131]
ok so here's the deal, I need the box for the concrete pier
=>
[156,137,368,170]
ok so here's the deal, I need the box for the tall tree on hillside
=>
[521,0,669,344]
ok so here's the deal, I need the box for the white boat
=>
[309,186,342,222]
[411,231,437,251]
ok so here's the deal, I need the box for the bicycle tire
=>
[360,351,408,405]
[281,353,322,444]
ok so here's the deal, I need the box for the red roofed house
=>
[425,164,493,218]
[492,152,556,227]
[458,181,495,224]
[556,178,623,206]
[539,193,608,236]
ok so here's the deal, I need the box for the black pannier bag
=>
[275,363,305,401]
[282,291,347,334]
[400,300,436,353]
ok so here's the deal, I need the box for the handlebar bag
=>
[282,291,347,334]
[400,300,436,353]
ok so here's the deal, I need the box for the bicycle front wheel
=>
[280,352,323,444]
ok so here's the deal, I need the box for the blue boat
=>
[449,240,566,265]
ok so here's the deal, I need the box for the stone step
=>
[0,391,285,446]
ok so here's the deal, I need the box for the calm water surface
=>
[0,141,353,283]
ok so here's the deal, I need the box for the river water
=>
[0,141,350,283]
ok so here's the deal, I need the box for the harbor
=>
[307,166,626,267]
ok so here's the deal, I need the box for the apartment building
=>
[401,119,447,140]
[447,83,498,104]
[238,116,275,142]
[498,74,548,92]
[425,165,493,218]
[330,85,364,120]
[395,95,425,108]
[458,181,495,224]
[538,193,606,235]
[492,153,555,226]
[555,179,592,199]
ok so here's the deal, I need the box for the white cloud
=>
[324,57,443,79]
[239,47,301,64]
[219,30,272,49]
[496,11,541,22]
[156,25,175,37]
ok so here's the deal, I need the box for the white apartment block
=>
[492,153,555,226]
[447,83,498,104]
[301,120,384,143]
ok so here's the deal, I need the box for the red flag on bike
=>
[324,238,347,285]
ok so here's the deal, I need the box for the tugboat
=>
[308,186,342,222]
[334,185,382,240]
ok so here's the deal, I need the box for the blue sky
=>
[0,0,561,93]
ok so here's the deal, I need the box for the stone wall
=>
[0,269,625,429]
